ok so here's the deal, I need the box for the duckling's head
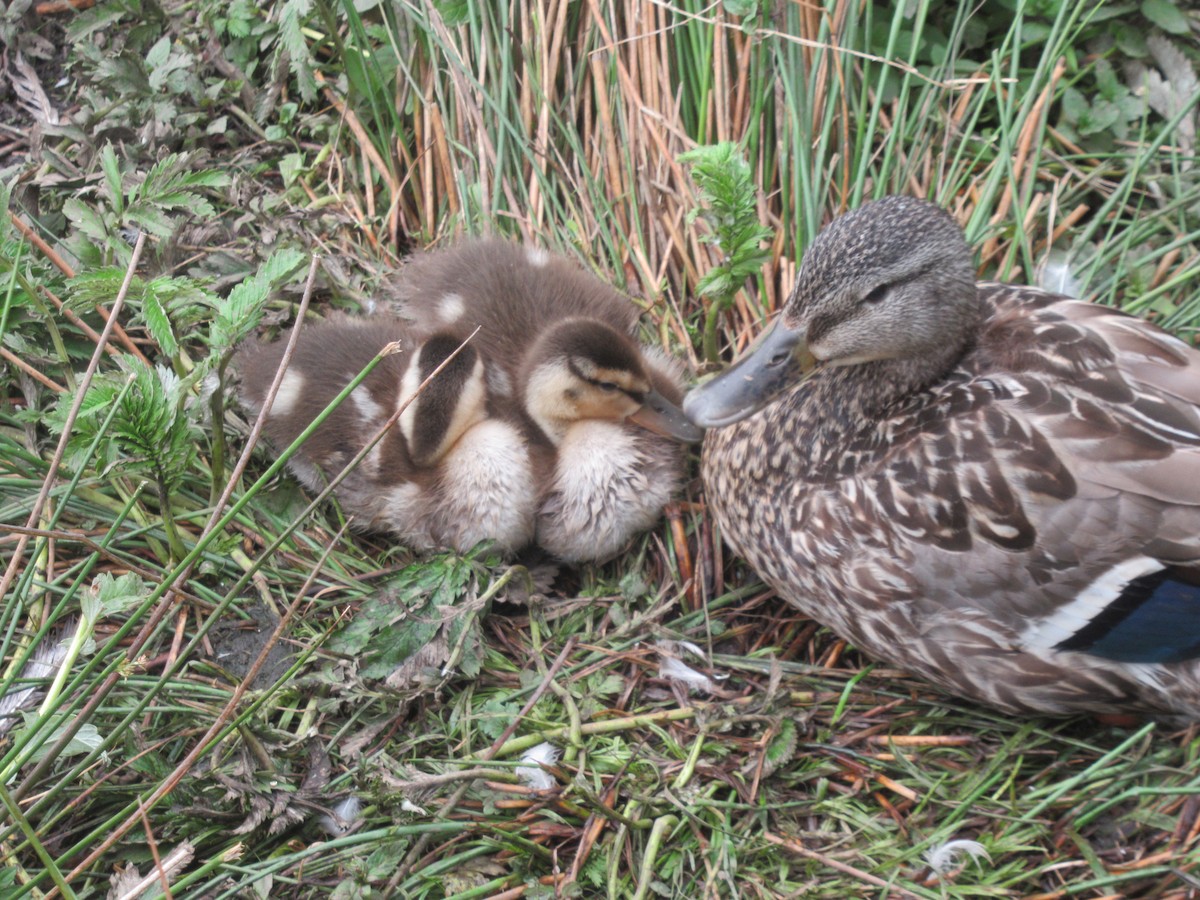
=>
[398,334,489,467]
[522,319,702,445]
[685,195,980,427]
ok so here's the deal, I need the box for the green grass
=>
[2,0,1200,896]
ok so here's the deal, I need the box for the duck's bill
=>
[629,388,706,443]
[683,319,817,429]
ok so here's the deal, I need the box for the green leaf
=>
[84,572,147,622]
[1141,0,1191,34]
[99,144,123,213]
[212,247,306,351]
[144,34,171,71]
[1060,87,1088,125]
[722,0,758,17]
[278,0,318,102]
[1078,98,1121,136]
[142,283,179,356]
[434,0,471,26]
[125,203,176,237]
[62,199,111,244]
[22,718,104,762]
[764,718,798,772]
[279,152,305,187]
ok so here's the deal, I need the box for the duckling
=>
[685,195,1200,720]
[388,239,701,562]
[236,315,536,554]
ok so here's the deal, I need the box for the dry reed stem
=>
[0,346,64,393]
[315,71,399,198]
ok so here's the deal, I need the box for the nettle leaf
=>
[149,191,217,216]
[127,156,229,235]
[146,44,194,93]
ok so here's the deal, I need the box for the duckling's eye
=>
[862,283,890,305]
[596,381,620,393]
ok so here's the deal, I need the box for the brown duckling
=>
[236,315,536,554]
[388,239,700,562]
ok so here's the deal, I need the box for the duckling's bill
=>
[629,387,705,442]
[683,319,818,428]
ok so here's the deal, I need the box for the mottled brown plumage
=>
[686,196,1200,719]
[390,239,698,562]
[236,314,536,554]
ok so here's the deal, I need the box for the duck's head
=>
[398,334,490,467]
[521,318,702,445]
[684,195,980,428]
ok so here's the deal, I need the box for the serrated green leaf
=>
[99,144,123,212]
[125,204,176,238]
[212,248,306,351]
[62,199,111,245]
[151,191,217,217]
[65,268,137,315]
[279,0,318,102]
[257,248,307,284]
[142,285,178,356]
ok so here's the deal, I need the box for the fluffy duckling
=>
[236,315,536,555]
[388,239,701,562]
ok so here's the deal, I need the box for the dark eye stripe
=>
[586,376,641,400]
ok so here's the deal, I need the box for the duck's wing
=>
[861,285,1200,666]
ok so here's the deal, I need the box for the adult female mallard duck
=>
[237,315,537,554]
[390,239,701,562]
[684,195,1200,719]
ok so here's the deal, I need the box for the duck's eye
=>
[862,283,889,305]
[596,381,620,393]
